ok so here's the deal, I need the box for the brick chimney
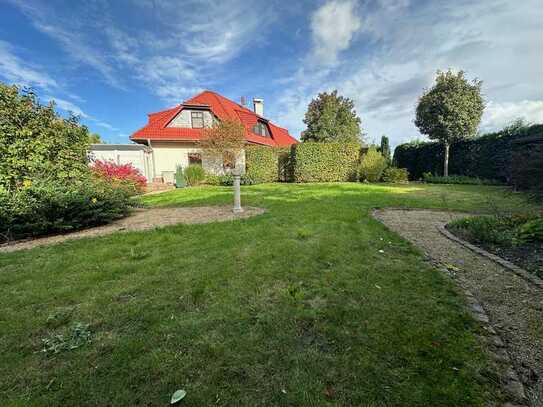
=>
[253,98,264,116]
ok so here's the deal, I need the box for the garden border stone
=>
[437,224,543,289]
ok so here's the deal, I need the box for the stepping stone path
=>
[373,209,543,407]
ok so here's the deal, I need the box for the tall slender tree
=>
[380,135,391,163]
[415,70,484,176]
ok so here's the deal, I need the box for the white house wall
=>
[150,141,246,179]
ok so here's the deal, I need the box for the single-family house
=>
[129,90,298,183]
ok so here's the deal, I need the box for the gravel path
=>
[373,209,543,405]
[0,206,265,253]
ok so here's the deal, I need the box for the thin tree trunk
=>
[443,142,449,177]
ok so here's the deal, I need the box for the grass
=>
[0,183,536,406]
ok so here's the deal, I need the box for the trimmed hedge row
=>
[245,146,279,183]
[245,143,361,183]
[511,135,543,194]
[292,143,360,182]
[393,124,543,182]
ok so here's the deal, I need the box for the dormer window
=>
[252,121,270,138]
[191,111,204,128]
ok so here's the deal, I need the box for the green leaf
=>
[171,389,187,404]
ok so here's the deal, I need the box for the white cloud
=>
[0,40,57,89]
[45,96,119,132]
[7,0,273,101]
[274,0,543,148]
[310,0,361,65]
[45,96,89,118]
[482,100,543,131]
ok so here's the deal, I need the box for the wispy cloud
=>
[0,40,57,89]
[310,0,361,65]
[44,96,119,132]
[45,96,89,118]
[7,0,274,103]
[6,0,122,88]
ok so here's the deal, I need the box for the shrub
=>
[382,167,409,183]
[449,213,540,247]
[0,176,131,242]
[204,173,221,186]
[184,165,206,186]
[517,218,543,243]
[449,216,514,246]
[207,174,255,186]
[358,147,387,182]
[292,142,360,182]
[0,83,90,191]
[91,160,146,194]
[422,173,500,185]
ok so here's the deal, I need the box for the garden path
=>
[374,209,543,405]
[0,206,265,253]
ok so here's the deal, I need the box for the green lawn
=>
[0,183,534,406]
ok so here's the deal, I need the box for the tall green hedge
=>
[393,123,543,181]
[292,142,360,182]
[511,135,543,194]
[245,146,280,183]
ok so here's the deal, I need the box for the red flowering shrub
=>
[91,160,146,194]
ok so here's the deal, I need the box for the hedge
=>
[292,142,360,182]
[244,146,293,183]
[393,123,543,182]
[511,135,543,194]
[245,146,279,183]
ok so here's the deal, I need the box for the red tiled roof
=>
[130,90,298,147]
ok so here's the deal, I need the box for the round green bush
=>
[382,167,409,183]
[358,147,387,182]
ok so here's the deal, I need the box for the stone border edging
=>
[437,224,543,289]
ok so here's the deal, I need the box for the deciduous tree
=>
[302,90,362,143]
[415,70,484,176]
[200,119,246,170]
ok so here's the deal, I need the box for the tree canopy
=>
[301,90,362,143]
[415,70,484,176]
[0,83,91,191]
[200,119,246,170]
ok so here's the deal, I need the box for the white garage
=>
[88,144,154,181]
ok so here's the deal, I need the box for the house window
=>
[188,153,202,165]
[191,111,204,128]
[252,121,270,137]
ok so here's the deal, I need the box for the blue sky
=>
[1,0,542,147]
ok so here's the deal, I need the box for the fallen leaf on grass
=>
[323,384,336,399]
[444,263,461,272]
[171,389,186,404]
